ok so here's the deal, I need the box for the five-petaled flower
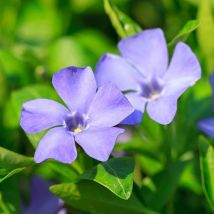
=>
[20,67,134,163]
[198,74,214,137]
[95,28,201,125]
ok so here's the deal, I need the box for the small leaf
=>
[197,0,214,73]
[0,168,25,184]
[199,136,214,211]
[0,147,34,183]
[50,180,158,214]
[104,0,141,38]
[81,157,134,200]
[168,20,199,47]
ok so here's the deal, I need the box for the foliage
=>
[0,0,214,213]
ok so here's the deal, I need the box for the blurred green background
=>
[1,0,214,213]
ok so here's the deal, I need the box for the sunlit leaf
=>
[199,136,214,211]
[50,180,157,214]
[104,0,141,38]
[81,157,134,200]
[197,0,214,73]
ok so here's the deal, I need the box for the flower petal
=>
[34,127,77,163]
[125,92,146,112]
[52,66,96,113]
[198,118,214,138]
[118,29,168,77]
[24,177,62,214]
[164,42,201,95]
[75,127,124,161]
[121,92,146,125]
[20,99,69,134]
[95,54,141,91]
[147,95,177,125]
[87,83,134,128]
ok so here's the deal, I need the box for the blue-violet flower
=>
[20,66,134,163]
[95,28,201,125]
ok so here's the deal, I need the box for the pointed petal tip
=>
[52,66,96,113]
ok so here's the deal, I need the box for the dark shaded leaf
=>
[50,180,158,214]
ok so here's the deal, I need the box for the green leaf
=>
[0,147,34,170]
[141,161,189,210]
[199,136,214,211]
[0,168,25,184]
[11,84,59,147]
[50,180,157,214]
[168,20,199,47]
[197,0,214,73]
[0,147,34,183]
[81,157,134,200]
[104,0,141,38]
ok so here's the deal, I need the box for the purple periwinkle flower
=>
[95,29,201,125]
[198,74,214,138]
[20,67,134,163]
[22,176,66,214]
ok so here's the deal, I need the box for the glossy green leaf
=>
[168,20,199,47]
[81,157,134,200]
[197,0,214,73]
[199,136,214,211]
[0,147,34,183]
[104,0,141,38]
[11,84,59,147]
[141,161,189,210]
[50,180,157,214]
